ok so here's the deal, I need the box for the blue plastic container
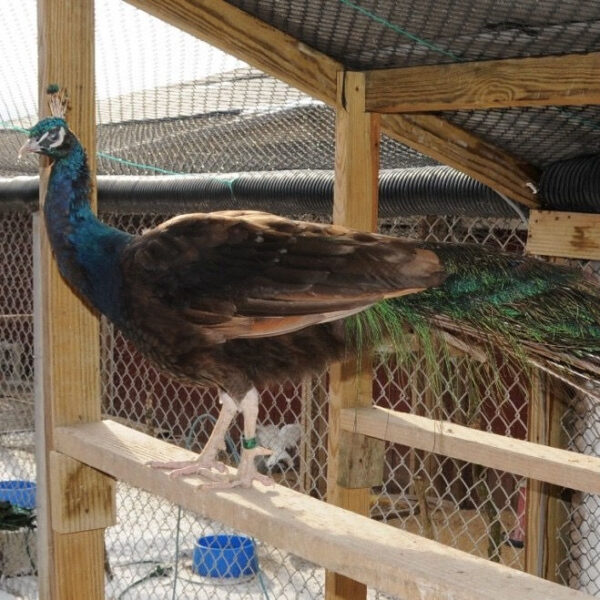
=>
[193,534,258,579]
[0,480,36,510]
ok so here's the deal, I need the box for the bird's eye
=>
[43,127,66,148]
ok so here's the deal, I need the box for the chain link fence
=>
[3,208,594,599]
[1,0,600,596]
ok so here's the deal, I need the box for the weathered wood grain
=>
[527,210,600,260]
[340,406,600,494]
[366,52,600,112]
[37,1,108,598]
[54,420,594,600]
[382,113,539,208]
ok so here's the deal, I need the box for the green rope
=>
[338,0,462,61]
[96,152,184,176]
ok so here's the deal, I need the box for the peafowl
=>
[19,87,600,488]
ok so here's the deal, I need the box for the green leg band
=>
[242,436,257,450]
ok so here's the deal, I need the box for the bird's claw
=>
[199,446,275,490]
[147,446,274,489]
[146,455,228,479]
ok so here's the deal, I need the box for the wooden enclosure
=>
[35,1,600,599]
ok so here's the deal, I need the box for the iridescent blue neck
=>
[44,141,132,323]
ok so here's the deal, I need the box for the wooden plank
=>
[525,369,569,581]
[332,71,380,229]
[124,0,539,209]
[337,431,384,488]
[340,406,600,495]
[37,1,108,598]
[54,420,593,600]
[381,113,539,208]
[326,70,382,600]
[527,210,600,260]
[49,452,116,534]
[365,52,600,113]
[124,0,339,104]
[53,531,105,598]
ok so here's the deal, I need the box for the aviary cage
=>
[1,1,600,599]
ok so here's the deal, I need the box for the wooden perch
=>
[54,420,592,600]
[340,406,600,495]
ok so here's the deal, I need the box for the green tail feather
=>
[346,243,600,401]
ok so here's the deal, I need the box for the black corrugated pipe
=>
[540,155,600,213]
[0,166,522,218]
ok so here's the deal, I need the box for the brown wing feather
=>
[120,210,444,345]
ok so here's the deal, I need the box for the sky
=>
[0,0,244,124]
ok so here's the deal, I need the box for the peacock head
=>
[19,117,77,161]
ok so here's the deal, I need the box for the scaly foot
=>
[200,447,274,489]
[147,452,228,480]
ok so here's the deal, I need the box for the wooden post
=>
[525,373,568,581]
[325,71,384,600]
[35,1,115,598]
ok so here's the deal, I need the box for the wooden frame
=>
[340,406,600,495]
[325,70,383,600]
[365,52,600,113]
[34,1,600,599]
[36,1,115,598]
[527,210,600,260]
[53,420,592,600]
[124,0,540,209]
[381,113,538,208]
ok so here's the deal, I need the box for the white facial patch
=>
[48,127,66,148]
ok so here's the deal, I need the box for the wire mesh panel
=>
[2,0,600,597]
[0,211,36,597]
[0,207,598,598]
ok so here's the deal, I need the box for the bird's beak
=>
[18,138,40,160]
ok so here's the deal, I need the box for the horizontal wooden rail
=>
[55,420,591,600]
[527,210,600,261]
[365,52,600,113]
[341,406,600,494]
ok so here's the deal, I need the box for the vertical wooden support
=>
[525,374,568,581]
[325,71,384,600]
[35,1,114,598]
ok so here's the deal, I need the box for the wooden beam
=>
[527,210,600,260]
[123,0,339,105]
[36,1,108,598]
[124,0,539,209]
[54,420,594,600]
[381,113,539,208]
[49,452,116,535]
[340,406,600,495]
[326,70,382,600]
[332,71,380,229]
[365,52,600,113]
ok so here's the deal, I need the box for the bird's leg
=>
[148,391,238,479]
[233,388,274,488]
[200,388,274,489]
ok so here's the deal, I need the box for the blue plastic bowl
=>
[0,480,36,510]
[193,534,258,579]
